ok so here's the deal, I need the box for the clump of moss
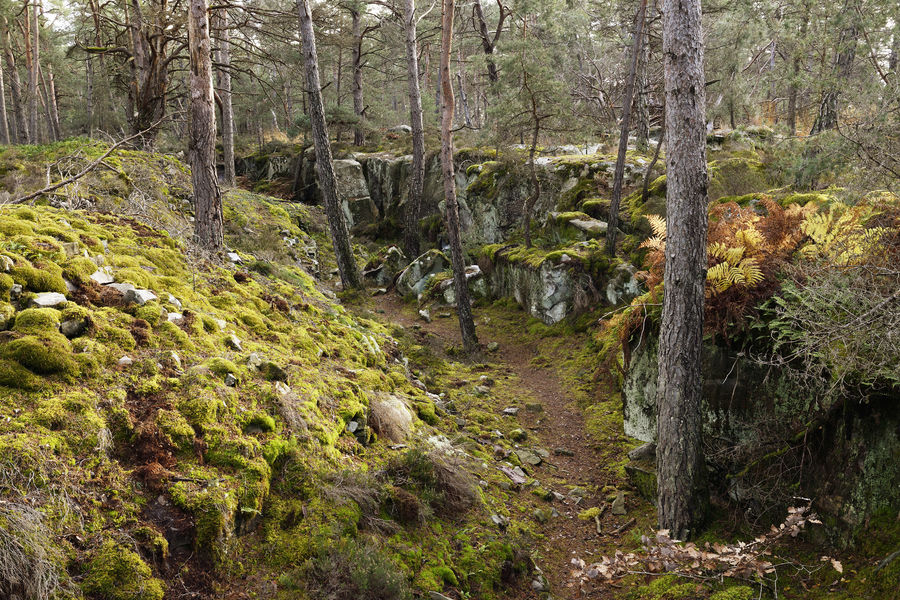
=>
[81,541,165,600]
[0,273,15,301]
[205,357,240,378]
[10,264,67,294]
[156,409,196,451]
[12,308,61,335]
[1,333,78,377]
[710,586,754,600]
[240,410,277,433]
[62,256,97,284]
[0,358,42,390]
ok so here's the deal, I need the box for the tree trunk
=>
[402,0,426,260]
[521,65,541,249]
[456,69,472,128]
[440,0,478,354]
[126,0,168,147]
[351,7,365,146]
[2,19,25,143]
[656,0,709,540]
[297,0,363,290]
[27,1,39,143]
[607,0,647,257]
[473,0,501,83]
[86,54,94,135]
[211,8,235,186]
[189,0,224,250]
[38,64,56,142]
[42,63,60,141]
[634,1,652,150]
[0,55,9,144]
[810,6,858,134]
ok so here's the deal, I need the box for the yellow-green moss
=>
[156,409,196,451]
[710,587,754,600]
[10,264,67,294]
[1,333,78,377]
[0,357,42,390]
[82,541,165,600]
[12,307,61,335]
[61,256,97,284]
[0,273,14,301]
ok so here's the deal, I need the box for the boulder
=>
[0,303,14,330]
[90,269,114,285]
[368,393,414,443]
[333,159,378,228]
[30,292,67,308]
[396,249,449,297]
[437,265,488,305]
[605,262,642,305]
[363,245,407,287]
[388,124,413,134]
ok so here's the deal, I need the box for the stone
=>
[474,385,491,396]
[0,304,14,330]
[486,341,500,352]
[417,309,431,323]
[388,124,413,134]
[162,351,182,371]
[62,242,80,257]
[437,264,488,305]
[224,373,237,387]
[247,352,263,369]
[127,288,157,306]
[214,318,227,330]
[64,279,77,293]
[363,245,407,287]
[368,393,414,443]
[60,319,87,338]
[611,491,627,515]
[167,293,182,309]
[502,407,519,416]
[509,428,528,442]
[117,356,133,367]
[225,334,243,351]
[396,249,449,296]
[479,375,495,387]
[107,282,135,296]
[525,402,543,413]
[334,159,378,228]
[605,262,642,305]
[531,576,548,592]
[490,514,509,528]
[628,442,656,461]
[515,449,542,466]
[346,420,360,433]
[166,312,184,324]
[553,448,574,457]
[533,508,552,523]
[90,269,114,285]
[0,255,13,272]
[227,252,243,264]
[9,284,22,299]
[30,292,67,308]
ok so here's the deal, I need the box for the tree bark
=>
[521,64,541,249]
[656,0,709,540]
[472,0,506,84]
[440,0,478,354]
[351,6,365,146]
[634,1,652,150]
[26,1,39,143]
[211,7,235,186]
[810,5,858,134]
[41,63,60,141]
[189,0,224,250]
[297,0,363,290]
[126,0,169,147]
[38,64,56,142]
[3,18,27,144]
[0,53,9,144]
[607,0,647,257]
[402,0,426,260]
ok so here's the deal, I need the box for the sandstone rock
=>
[90,269,114,285]
[368,393,414,443]
[126,288,157,306]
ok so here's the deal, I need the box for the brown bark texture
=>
[656,0,709,540]
[211,8,235,185]
[402,0,426,260]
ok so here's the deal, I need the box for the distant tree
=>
[211,7,235,186]
[439,0,478,354]
[656,0,709,539]
[402,0,426,259]
[189,0,223,250]
[297,0,364,290]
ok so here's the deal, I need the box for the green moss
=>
[116,266,152,288]
[710,586,754,600]
[0,273,13,301]
[12,307,61,335]
[240,410,276,433]
[134,302,164,325]
[61,256,97,284]
[156,409,196,451]
[0,357,42,390]
[82,541,165,600]
[10,264,67,294]
[0,219,34,236]
[206,357,240,378]
[415,401,438,425]
[1,333,78,377]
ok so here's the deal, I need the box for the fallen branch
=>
[612,518,636,535]
[11,114,175,206]
[875,549,900,574]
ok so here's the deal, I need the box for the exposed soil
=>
[370,294,645,599]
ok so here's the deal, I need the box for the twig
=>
[875,549,900,574]
[612,517,636,534]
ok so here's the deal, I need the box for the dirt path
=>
[368,295,642,599]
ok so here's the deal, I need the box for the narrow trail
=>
[368,294,643,599]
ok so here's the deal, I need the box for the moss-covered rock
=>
[82,542,165,600]
[1,333,77,377]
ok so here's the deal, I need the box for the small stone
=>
[474,385,490,396]
[62,242,80,257]
[274,381,291,396]
[371,288,388,296]
[162,351,181,371]
[167,312,184,324]
[478,375,495,387]
[60,319,87,338]
[346,421,359,433]
[533,508,552,523]
[64,279,77,293]
[214,318,227,330]
[553,448,574,457]
[490,514,509,528]
[502,407,519,416]
[515,449,542,466]
[417,308,431,323]
[227,252,243,264]
[552,491,566,502]
[117,356,133,367]
[486,341,500,352]
[10,284,22,299]
[30,292,67,308]
[510,428,528,442]
[167,293,183,309]
[225,334,243,351]
[611,491,627,515]
[569,487,587,499]
[429,593,453,600]
[531,577,548,592]
[525,402,544,413]
[247,352,263,369]
[125,288,157,306]
[224,373,238,387]
[454,417,467,427]
[0,255,13,272]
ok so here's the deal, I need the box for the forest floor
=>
[359,293,656,599]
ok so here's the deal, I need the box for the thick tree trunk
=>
[656,0,709,540]
[41,63,60,141]
[38,65,56,142]
[473,0,502,83]
[351,8,365,146]
[402,0,426,259]
[440,0,478,354]
[297,0,363,290]
[211,8,235,186]
[27,1,39,143]
[0,56,9,144]
[607,0,647,257]
[3,19,26,144]
[521,67,541,249]
[126,0,168,147]
[189,0,224,250]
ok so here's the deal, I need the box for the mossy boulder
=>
[12,307,61,335]
[1,333,78,377]
[82,542,165,600]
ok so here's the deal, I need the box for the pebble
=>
[553,448,574,456]
[30,292,67,308]
[486,341,500,352]
[611,491,627,515]
[502,407,519,416]
[224,373,238,387]
[117,356,133,367]
[225,333,243,351]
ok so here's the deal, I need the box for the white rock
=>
[90,269,114,285]
[117,356,133,367]
[166,293,182,309]
[167,312,184,324]
[126,288,157,306]
[227,252,243,264]
[225,334,243,351]
[30,292,67,308]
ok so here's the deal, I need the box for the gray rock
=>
[531,576,548,592]
[117,356,133,367]
[346,420,360,433]
[510,428,528,442]
[0,304,14,330]
[126,288,157,306]
[417,308,431,323]
[0,255,13,272]
[60,319,87,338]
[30,292,67,308]
[166,312,184,325]
[107,282,135,295]
[396,249,449,297]
[247,352,263,369]
[90,269,114,285]
[438,264,488,305]
[490,514,509,528]
[486,341,500,352]
[363,245,407,287]
[9,284,22,299]
[62,242,80,257]
[502,407,519,416]
[628,442,656,461]
[611,491,627,515]
[533,508,552,523]
[515,449,543,466]
[368,393,413,443]
[569,218,608,237]
[225,334,243,351]
[167,293,182,309]
[227,252,243,264]
[64,279,77,293]
[224,373,238,387]
[389,124,413,134]
[334,159,378,228]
